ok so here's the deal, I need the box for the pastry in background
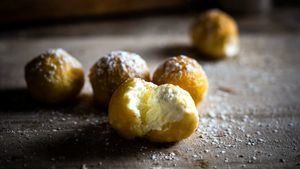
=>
[191,9,239,59]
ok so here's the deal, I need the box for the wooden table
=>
[0,8,300,169]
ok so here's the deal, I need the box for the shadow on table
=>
[150,43,223,63]
[0,88,176,167]
[28,124,175,163]
[0,88,103,115]
[0,88,39,113]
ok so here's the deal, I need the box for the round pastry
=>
[152,55,208,106]
[191,9,239,59]
[108,78,199,142]
[25,48,84,104]
[89,51,150,106]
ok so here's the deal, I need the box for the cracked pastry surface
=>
[108,78,199,142]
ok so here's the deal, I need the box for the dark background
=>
[0,0,299,169]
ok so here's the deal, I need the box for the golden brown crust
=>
[191,9,239,59]
[89,51,150,106]
[153,55,208,106]
[25,48,84,104]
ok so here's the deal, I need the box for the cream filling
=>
[126,79,150,118]
[126,79,198,136]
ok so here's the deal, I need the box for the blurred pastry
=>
[191,9,239,59]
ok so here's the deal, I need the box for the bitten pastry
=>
[89,51,150,106]
[191,9,239,59]
[108,78,199,142]
[153,55,208,106]
[25,48,84,104]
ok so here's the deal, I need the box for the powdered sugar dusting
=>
[94,51,148,78]
[26,48,82,82]
[44,48,82,69]
[157,55,199,81]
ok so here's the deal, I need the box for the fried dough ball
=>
[25,48,84,104]
[89,51,150,106]
[191,9,240,59]
[153,55,208,106]
[108,78,199,142]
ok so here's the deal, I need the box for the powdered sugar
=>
[26,48,83,82]
[157,55,198,81]
[29,48,82,72]
[44,48,82,68]
[94,51,148,78]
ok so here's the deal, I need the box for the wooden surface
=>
[0,8,300,169]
